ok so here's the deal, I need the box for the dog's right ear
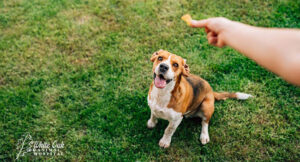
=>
[150,52,158,62]
[150,50,163,62]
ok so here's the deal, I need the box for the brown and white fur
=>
[147,50,253,148]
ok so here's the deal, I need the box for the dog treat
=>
[181,14,192,26]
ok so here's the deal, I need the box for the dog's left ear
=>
[182,59,190,76]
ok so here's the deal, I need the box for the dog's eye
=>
[158,56,163,61]
[173,63,178,67]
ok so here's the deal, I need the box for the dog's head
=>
[150,50,190,89]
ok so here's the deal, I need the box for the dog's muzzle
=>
[159,63,169,73]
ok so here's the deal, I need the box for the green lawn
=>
[0,0,299,161]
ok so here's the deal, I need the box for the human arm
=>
[191,17,300,86]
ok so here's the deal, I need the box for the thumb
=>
[190,19,209,28]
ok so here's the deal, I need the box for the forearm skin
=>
[223,22,300,85]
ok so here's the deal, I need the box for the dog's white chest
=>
[148,85,182,121]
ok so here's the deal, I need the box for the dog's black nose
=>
[159,63,169,73]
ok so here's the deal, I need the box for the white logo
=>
[16,133,64,160]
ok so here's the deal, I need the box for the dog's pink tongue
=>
[154,76,166,89]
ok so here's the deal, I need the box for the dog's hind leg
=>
[196,94,215,145]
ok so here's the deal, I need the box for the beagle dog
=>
[147,50,252,148]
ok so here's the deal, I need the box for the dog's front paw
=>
[147,119,157,129]
[200,133,210,145]
[159,137,171,148]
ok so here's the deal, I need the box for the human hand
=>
[191,17,233,47]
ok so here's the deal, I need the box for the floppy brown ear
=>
[150,50,163,62]
[150,52,158,62]
[182,59,190,76]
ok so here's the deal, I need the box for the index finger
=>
[190,19,209,28]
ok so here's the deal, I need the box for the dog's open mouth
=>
[154,73,172,89]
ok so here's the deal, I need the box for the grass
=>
[0,0,299,161]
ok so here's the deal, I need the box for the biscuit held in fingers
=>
[181,14,192,26]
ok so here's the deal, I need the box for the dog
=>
[147,50,253,148]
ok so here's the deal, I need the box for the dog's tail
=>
[213,92,253,101]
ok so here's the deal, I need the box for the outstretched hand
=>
[185,15,300,86]
[191,17,233,47]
